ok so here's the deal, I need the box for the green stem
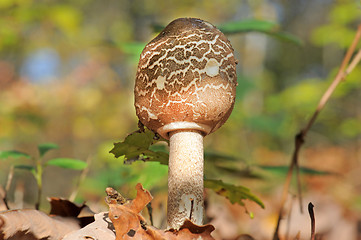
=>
[35,159,43,210]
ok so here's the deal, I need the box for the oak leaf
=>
[107,183,215,240]
[0,209,80,240]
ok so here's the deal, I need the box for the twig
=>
[146,202,154,226]
[302,24,361,136]
[69,156,91,202]
[295,138,304,214]
[272,24,361,240]
[345,48,361,74]
[308,202,315,240]
[35,183,41,210]
[2,165,14,210]
[273,134,303,240]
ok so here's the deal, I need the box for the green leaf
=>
[138,151,169,165]
[110,129,169,165]
[218,19,302,45]
[0,150,31,159]
[151,23,165,33]
[119,42,146,55]
[257,165,335,176]
[219,19,277,33]
[38,143,59,157]
[148,143,168,153]
[204,179,264,208]
[136,161,168,190]
[46,158,87,170]
[204,151,238,162]
[329,2,361,25]
[214,164,263,179]
[15,164,36,175]
[118,42,146,62]
[311,24,356,48]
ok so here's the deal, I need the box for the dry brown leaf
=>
[62,212,116,240]
[0,209,80,240]
[49,197,94,227]
[128,183,153,214]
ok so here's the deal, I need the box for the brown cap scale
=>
[134,18,237,229]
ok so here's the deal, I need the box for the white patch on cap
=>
[203,21,214,29]
[148,111,157,119]
[205,59,219,77]
[156,75,166,90]
[137,105,158,120]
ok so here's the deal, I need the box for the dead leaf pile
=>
[0,183,217,240]
[0,209,80,240]
[106,183,216,240]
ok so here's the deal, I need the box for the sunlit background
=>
[1,0,361,239]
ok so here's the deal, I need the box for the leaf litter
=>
[0,183,216,240]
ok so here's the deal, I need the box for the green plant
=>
[110,128,265,214]
[0,143,87,209]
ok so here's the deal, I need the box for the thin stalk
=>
[3,165,14,210]
[308,202,315,240]
[69,156,91,202]
[35,159,43,210]
[167,130,204,229]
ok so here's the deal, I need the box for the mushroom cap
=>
[134,18,237,139]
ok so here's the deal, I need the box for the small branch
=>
[272,24,361,240]
[35,159,43,210]
[69,156,91,202]
[345,48,361,74]
[146,202,154,226]
[295,138,304,214]
[35,184,41,210]
[302,24,361,136]
[273,134,304,240]
[3,165,14,210]
[308,202,315,240]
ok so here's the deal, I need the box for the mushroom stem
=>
[167,130,204,229]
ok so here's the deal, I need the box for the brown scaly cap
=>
[134,18,237,139]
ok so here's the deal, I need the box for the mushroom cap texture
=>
[134,18,237,138]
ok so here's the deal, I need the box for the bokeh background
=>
[1,0,361,239]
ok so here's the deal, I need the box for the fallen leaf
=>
[128,183,153,214]
[0,209,80,240]
[107,183,153,239]
[49,197,94,227]
[62,212,115,240]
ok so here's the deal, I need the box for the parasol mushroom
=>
[134,17,237,229]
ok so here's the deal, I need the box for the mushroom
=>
[134,17,237,229]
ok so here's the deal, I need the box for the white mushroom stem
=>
[167,129,204,229]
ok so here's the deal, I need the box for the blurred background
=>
[0,0,361,239]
